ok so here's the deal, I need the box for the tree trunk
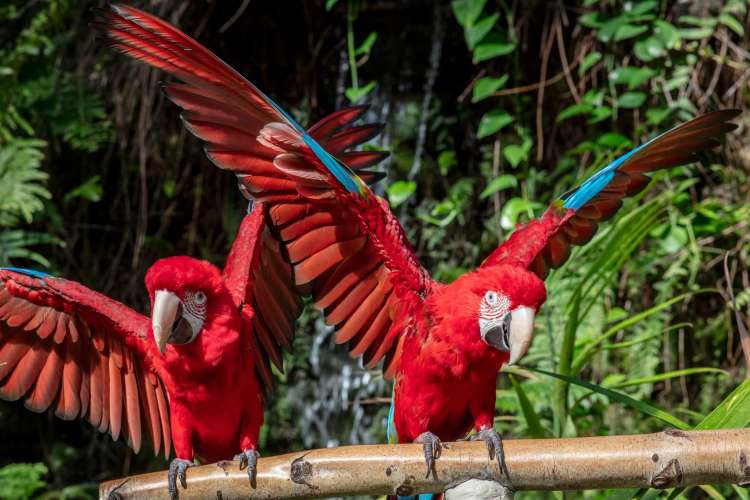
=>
[100,428,750,499]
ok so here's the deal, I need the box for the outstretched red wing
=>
[0,269,171,457]
[483,110,740,278]
[97,5,432,377]
[222,204,302,391]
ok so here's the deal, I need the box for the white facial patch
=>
[479,290,510,336]
[182,290,207,339]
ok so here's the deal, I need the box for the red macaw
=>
[95,2,739,484]
[0,206,300,498]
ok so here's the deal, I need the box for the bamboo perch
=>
[100,429,750,499]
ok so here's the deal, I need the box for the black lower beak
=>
[484,317,511,352]
[167,303,193,345]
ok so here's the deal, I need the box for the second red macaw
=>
[96,2,739,487]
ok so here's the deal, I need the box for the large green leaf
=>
[530,368,691,430]
[696,377,750,430]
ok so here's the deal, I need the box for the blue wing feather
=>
[561,143,644,210]
[0,267,51,279]
[255,84,363,195]
[386,393,398,444]
[558,111,732,210]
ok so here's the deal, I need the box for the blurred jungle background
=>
[1,0,749,498]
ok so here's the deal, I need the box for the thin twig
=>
[219,0,251,33]
[724,252,750,377]
[492,65,572,97]
[457,69,486,103]
[700,28,729,110]
[554,16,580,104]
[536,15,556,163]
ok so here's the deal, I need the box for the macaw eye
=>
[193,291,207,305]
[484,291,499,305]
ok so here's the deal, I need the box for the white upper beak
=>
[507,306,535,365]
[152,290,181,354]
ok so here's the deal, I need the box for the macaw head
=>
[144,256,239,366]
[430,264,546,366]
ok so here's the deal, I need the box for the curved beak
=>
[152,290,181,354]
[507,306,535,365]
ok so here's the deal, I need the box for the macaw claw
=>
[415,431,443,479]
[167,458,193,500]
[234,448,260,488]
[471,427,510,479]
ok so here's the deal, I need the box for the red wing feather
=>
[0,269,170,457]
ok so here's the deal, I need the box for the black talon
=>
[471,427,510,480]
[415,431,442,479]
[234,449,260,488]
[167,458,193,500]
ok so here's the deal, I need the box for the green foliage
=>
[0,138,49,225]
[0,463,48,500]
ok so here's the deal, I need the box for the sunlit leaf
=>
[500,197,541,230]
[355,32,378,56]
[654,20,680,48]
[63,175,102,203]
[472,75,508,102]
[465,13,498,49]
[610,66,656,89]
[477,110,513,138]
[626,0,657,16]
[450,0,487,27]
[617,91,646,108]
[696,377,750,430]
[634,37,665,61]
[438,151,457,176]
[719,13,744,36]
[345,80,377,102]
[614,24,649,42]
[473,33,516,63]
[557,103,593,122]
[387,180,416,207]
[578,51,602,75]
[480,174,517,199]
[503,141,530,168]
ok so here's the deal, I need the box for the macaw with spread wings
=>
[94,2,739,488]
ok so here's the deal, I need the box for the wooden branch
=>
[100,429,750,499]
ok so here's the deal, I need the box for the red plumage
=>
[93,3,739,481]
